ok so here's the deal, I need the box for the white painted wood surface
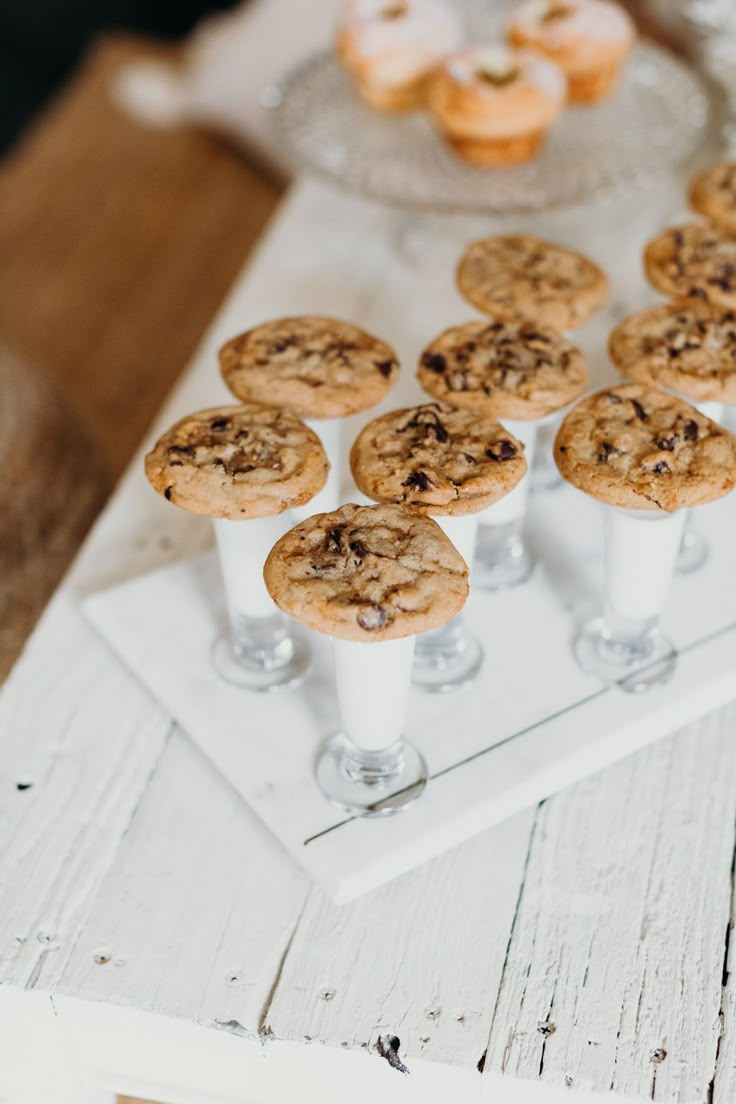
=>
[1,178,735,1103]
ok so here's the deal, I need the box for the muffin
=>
[428,44,566,166]
[507,0,635,104]
[335,0,463,113]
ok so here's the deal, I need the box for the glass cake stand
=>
[273,41,711,216]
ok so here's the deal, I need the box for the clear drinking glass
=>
[317,635,428,816]
[676,400,724,574]
[474,418,537,590]
[575,506,686,692]
[292,417,342,521]
[211,514,310,690]
[412,513,483,693]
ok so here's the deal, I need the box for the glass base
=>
[412,619,483,693]
[575,616,677,693]
[211,630,311,691]
[317,734,427,817]
[473,523,534,591]
[676,525,708,574]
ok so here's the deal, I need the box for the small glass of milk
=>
[412,512,483,693]
[317,634,428,816]
[211,513,310,690]
[473,417,537,590]
[575,505,687,692]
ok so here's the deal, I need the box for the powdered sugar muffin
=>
[335,0,463,113]
[428,45,566,166]
[507,0,635,104]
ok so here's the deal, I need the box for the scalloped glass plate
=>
[274,41,711,214]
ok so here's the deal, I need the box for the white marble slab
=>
[85,485,736,903]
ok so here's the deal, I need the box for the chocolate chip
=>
[422,352,447,374]
[607,393,623,404]
[326,527,344,553]
[463,453,476,464]
[597,441,618,463]
[210,417,231,431]
[376,360,394,378]
[164,486,173,500]
[631,399,648,421]
[683,419,699,441]
[349,539,368,559]
[357,604,387,631]
[656,435,676,451]
[689,286,708,299]
[403,470,434,491]
[486,439,517,462]
[652,460,670,474]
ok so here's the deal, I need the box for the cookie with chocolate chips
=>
[690,162,736,236]
[144,404,329,519]
[219,316,399,419]
[554,384,736,512]
[350,403,526,515]
[456,235,609,330]
[263,502,469,642]
[644,223,736,310]
[609,302,736,404]
[418,319,588,419]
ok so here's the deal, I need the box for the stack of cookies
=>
[334,0,636,166]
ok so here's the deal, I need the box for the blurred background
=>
[0,0,706,682]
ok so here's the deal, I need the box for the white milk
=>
[434,512,479,571]
[292,417,342,522]
[332,635,416,751]
[481,418,538,525]
[213,514,290,620]
[605,507,686,622]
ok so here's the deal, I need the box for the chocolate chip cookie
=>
[418,319,588,419]
[263,502,469,642]
[144,404,329,519]
[219,316,399,420]
[554,383,736,511]
[350,402,526,515]
[689,162,736,235]
[644,223,736,310]
[456,235,609,330]
[609,302,736,404]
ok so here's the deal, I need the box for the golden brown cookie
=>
[554,383,736,511]
[689,162,736,235]
[428,45,566,166]
[144,404,329,519]
[219,316,399,420]
[644,223,736,310]
[350,402,526,516]
[457,235,608,330]
[506,0,635,104]
[418,319,588,419]
[609,302,736,404]
[263,502,469,642]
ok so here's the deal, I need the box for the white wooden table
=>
[1,179,735,1104]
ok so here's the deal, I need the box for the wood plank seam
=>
[708,808,736,1102]
[477,801,543,1077]
[258,892,310,1041]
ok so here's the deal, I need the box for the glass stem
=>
[229,610,295,672]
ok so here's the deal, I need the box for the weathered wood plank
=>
[0,592,172,992]
[267,808,537,1069]
[58,731,308,1034]
[482,710,736,1102]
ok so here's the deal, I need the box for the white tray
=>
[84,484,736,903]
